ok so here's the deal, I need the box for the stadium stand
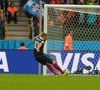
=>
[5,0,31,40]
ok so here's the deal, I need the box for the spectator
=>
[24,0,40,25]
[5,0,9,18]
[70,0,78,4]
[19,0,28,14]
[24,0,43,39]
[59,10,75,37]
[65,0,70,4]
[78,0,85,26]
[78,0,85,4]
[0,10,5,39]
[7,1,18,24]
[50,0,58,4]
[24,0,39,17]
[49,0,65,4]
[18,42,28,50]
[86,0,97,26]
[41,0,49,4]
[0,0,5,37]
[70,0,85,4]
[0,10,4,27]
[20,0,28,9]
[33,16,39,37]
[29,16,39,39]
[0,0,4,10]
[63,31,74,51]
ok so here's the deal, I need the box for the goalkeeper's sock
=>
[53,63,64,74]
[47,64,57,75]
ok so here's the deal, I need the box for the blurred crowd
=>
[0,0,100,39]
[21,0,99,38]
[42,0,100,4]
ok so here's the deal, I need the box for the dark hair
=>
[20,42,25,46]
[10,1,14,7]
[41,32,47,37]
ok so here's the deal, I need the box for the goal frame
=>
[43,4,100,75]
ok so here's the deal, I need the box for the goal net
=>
[43,5,100,75]
[44,5,100,52]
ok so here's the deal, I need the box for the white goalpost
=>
[43,4,100,75]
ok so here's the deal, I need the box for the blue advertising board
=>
[48,51,100,74]
[0,50,38,74]
[0,50,100,75]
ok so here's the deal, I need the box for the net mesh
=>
[44,5,100,52]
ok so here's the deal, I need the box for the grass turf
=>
[0,74,100,90]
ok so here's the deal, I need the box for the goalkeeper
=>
[34,32,67,76]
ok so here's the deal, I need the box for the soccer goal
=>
[43,4,100,75]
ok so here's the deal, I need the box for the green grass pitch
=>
[0,74,100,90]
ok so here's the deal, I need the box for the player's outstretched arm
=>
[33,32,43,40]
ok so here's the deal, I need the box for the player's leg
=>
[52,61,68,76]
[43,54,68,75]
[41,54,58,76]
[52,61,65,74]
[47,63,58,76]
